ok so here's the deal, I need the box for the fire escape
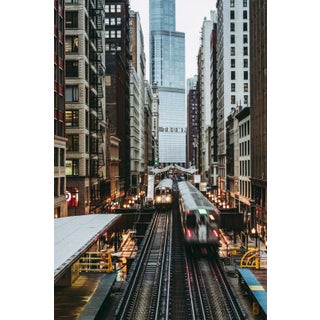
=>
[89,0,105,209]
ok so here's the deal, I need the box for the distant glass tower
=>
[149,0,186,166]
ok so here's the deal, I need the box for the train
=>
[178,180,221,249]
[154,178,173,209]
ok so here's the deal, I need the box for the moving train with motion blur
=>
[154,178,173,210]
[178,180,221,249]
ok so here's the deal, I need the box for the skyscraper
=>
[216,0,250,191]
[149,0,186,166]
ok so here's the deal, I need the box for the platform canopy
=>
[54,214,120,282]
[149,164,198,175]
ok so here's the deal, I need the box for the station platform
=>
[55,272,116,320]
[238,268,267,318]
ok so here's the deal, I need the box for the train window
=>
[186,214,196,229]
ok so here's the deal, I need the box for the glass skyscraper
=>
[149,0,186,166]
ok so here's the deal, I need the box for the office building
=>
[149,0,186,166]
[216,0,250,196]
[129,10,148,194]
[54,0,67,217]
[249,0,267,243]
[104,0,131,196]
[65,0,107,214]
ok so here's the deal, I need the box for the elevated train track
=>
[114,209,172,319]
[109,184,247,320]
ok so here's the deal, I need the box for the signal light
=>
[186,229,192,238]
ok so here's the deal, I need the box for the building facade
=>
[216,0,250,197]
[151,82,159,166]
[129,10,147,195]
[186,80,200,169]
[54,0,68,218]
[104,0,131,198]
[198,11,217,182]
[65,0,107,214]
[149,0,186,166]
[249,0,267,243]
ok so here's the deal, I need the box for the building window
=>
[243,22,248,31]
[230,10,235,19]
[110,17,115,25]
[244,83,248,92]
[244,71,248,80]
[243,34,248,44]
[66,0,78,3]
[65,110,79,127]
[243,47,248,56]
[117,30,121,38]
[59,95,64,111]
[59,41,64,58]
[86,135,89,153]
[230,22,235,32]
[54,178,59,196]
[116,4,121,12]
[65,36,79,53]
[105,5,109,13]
[244,58,248,68]
[86,159,89,176]
[66,159,79,176]
[59,69,64,86]
[110,30,116,38]
[244,95,248,105]
[231,47,235,56]
[110,5,115,12]
[230,34,235,44]
[231,83,235,92]
[243,11,248,19]
[60,177,65,196]
[60,148,65,166]
[231,71,235,80]
[230,0,235,7]
[59,120,65,137]
[243,0,248,7]
[231,95,236,104]
[66,85,79,102]
[66,60,79,77]
[67,134,79,151]
[231,59,235,68]
[54,147,59,166]
[116,17,121,25]
[66,11,78,28]
[85,111,89,129]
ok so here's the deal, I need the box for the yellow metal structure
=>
[79,251,113,273]
[240,248,260,269]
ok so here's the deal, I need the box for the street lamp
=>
[251,227,258,248]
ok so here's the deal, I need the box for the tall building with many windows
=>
[104,0,131,196]
[54,0,67,218]
[65,0,107,214]
[249,0,267,243]
[149,0,186,166]
[216,0,250,195]
[129,10,147,194]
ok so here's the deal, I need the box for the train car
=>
[178,181,221,249]
[154,178,173,210]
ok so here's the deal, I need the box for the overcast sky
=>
[130,0,217,80]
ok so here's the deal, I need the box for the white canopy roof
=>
[54,214,120,281]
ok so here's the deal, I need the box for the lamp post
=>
[251,227,258,248]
